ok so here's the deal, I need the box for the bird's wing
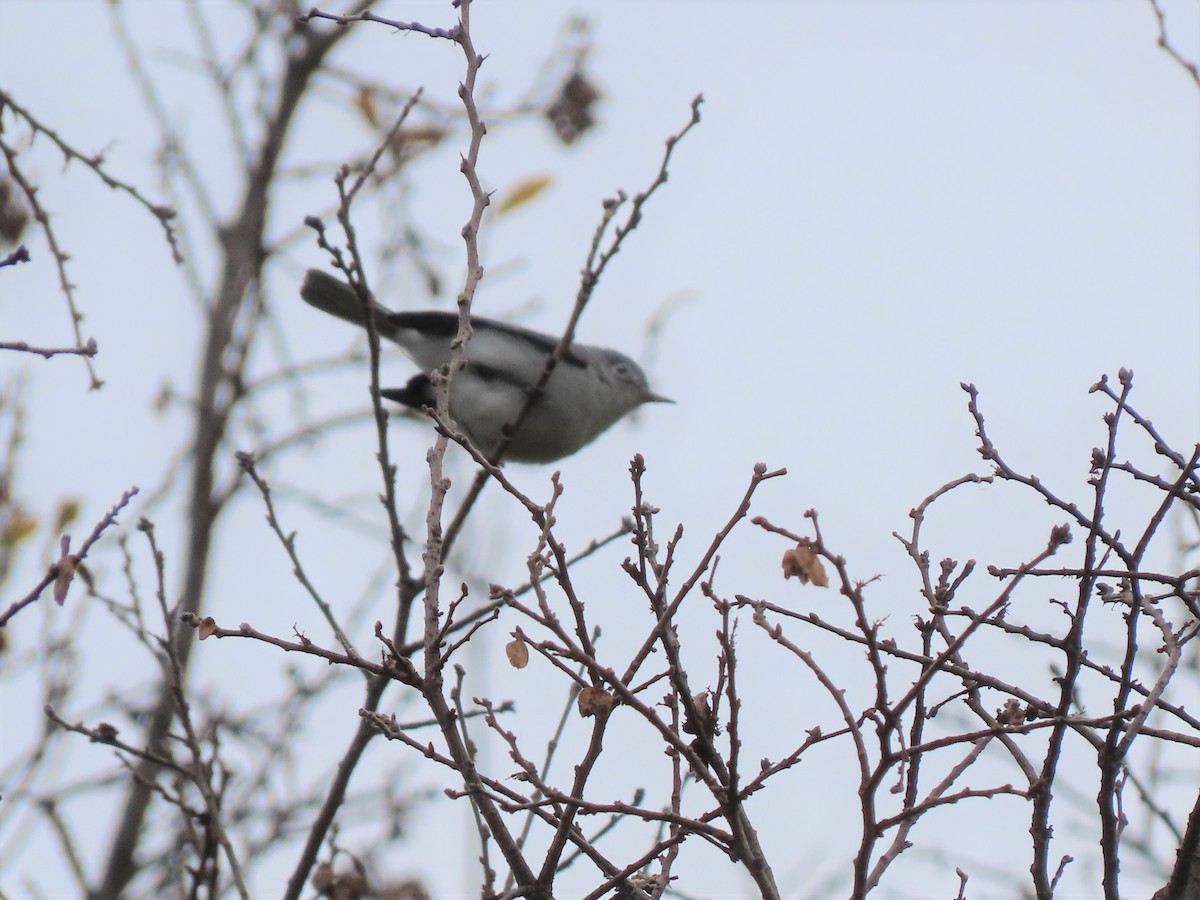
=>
[388,310,587,381]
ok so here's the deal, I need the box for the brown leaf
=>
[546,71,601,145]
[682,691,717,740]
[385,125,449,166]
[997,698,1026,726]
[494,174,553,216]
[781,544,828,587]
[0,176,30,244]
[52,556,77,605]
[0,508,38,548]
[577,686,615,718]
[198,616,218,640]
[311,862,335,893]
[52,498,82,534]
[354,85,379,128]
[505,637,529,669]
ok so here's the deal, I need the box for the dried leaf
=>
[682,691,717,740]
[52,556,77,605]
[577,686,615,718]
[355,84,379,128]
[198,616,218,640]
[0,176,30,244]
[311,862,335,893]
[386,124,449,166]
[997,698,1026,726]
[506,637,529,669]
[0,509,38,548]
[781,544,828,587]
[310,863,370,897]
[546,71,600,145]
[52,498,81,534]
[494,174,553,216]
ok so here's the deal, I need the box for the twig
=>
[0,90,181,262]
[441,95,704,552]
[0,339,98,359]
[0,486,139,627]
[235,452,358,655]
[299,7,457,40]
[0,138,104,388]
[1147,0,1200,87]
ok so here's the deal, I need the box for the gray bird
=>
[300,269,671,463]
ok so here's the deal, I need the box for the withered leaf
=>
[494,174,553,216]
[1,509,38,548]
[505,637,530,669]
[354,84,379,128]
[577,686,615,718]
[52,556,78,605]
[997,698,1026,726]
[781,544,829,587]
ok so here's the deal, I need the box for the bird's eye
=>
[613,362,640,384]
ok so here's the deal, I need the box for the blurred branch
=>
[94,7,370,896]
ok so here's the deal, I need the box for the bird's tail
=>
[300,269,400,343]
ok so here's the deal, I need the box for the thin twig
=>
[0,486,139,627]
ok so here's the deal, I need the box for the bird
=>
[300,268,671,463]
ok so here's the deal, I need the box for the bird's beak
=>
[643,390,674,404]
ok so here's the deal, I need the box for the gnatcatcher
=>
[300,269,671,463]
